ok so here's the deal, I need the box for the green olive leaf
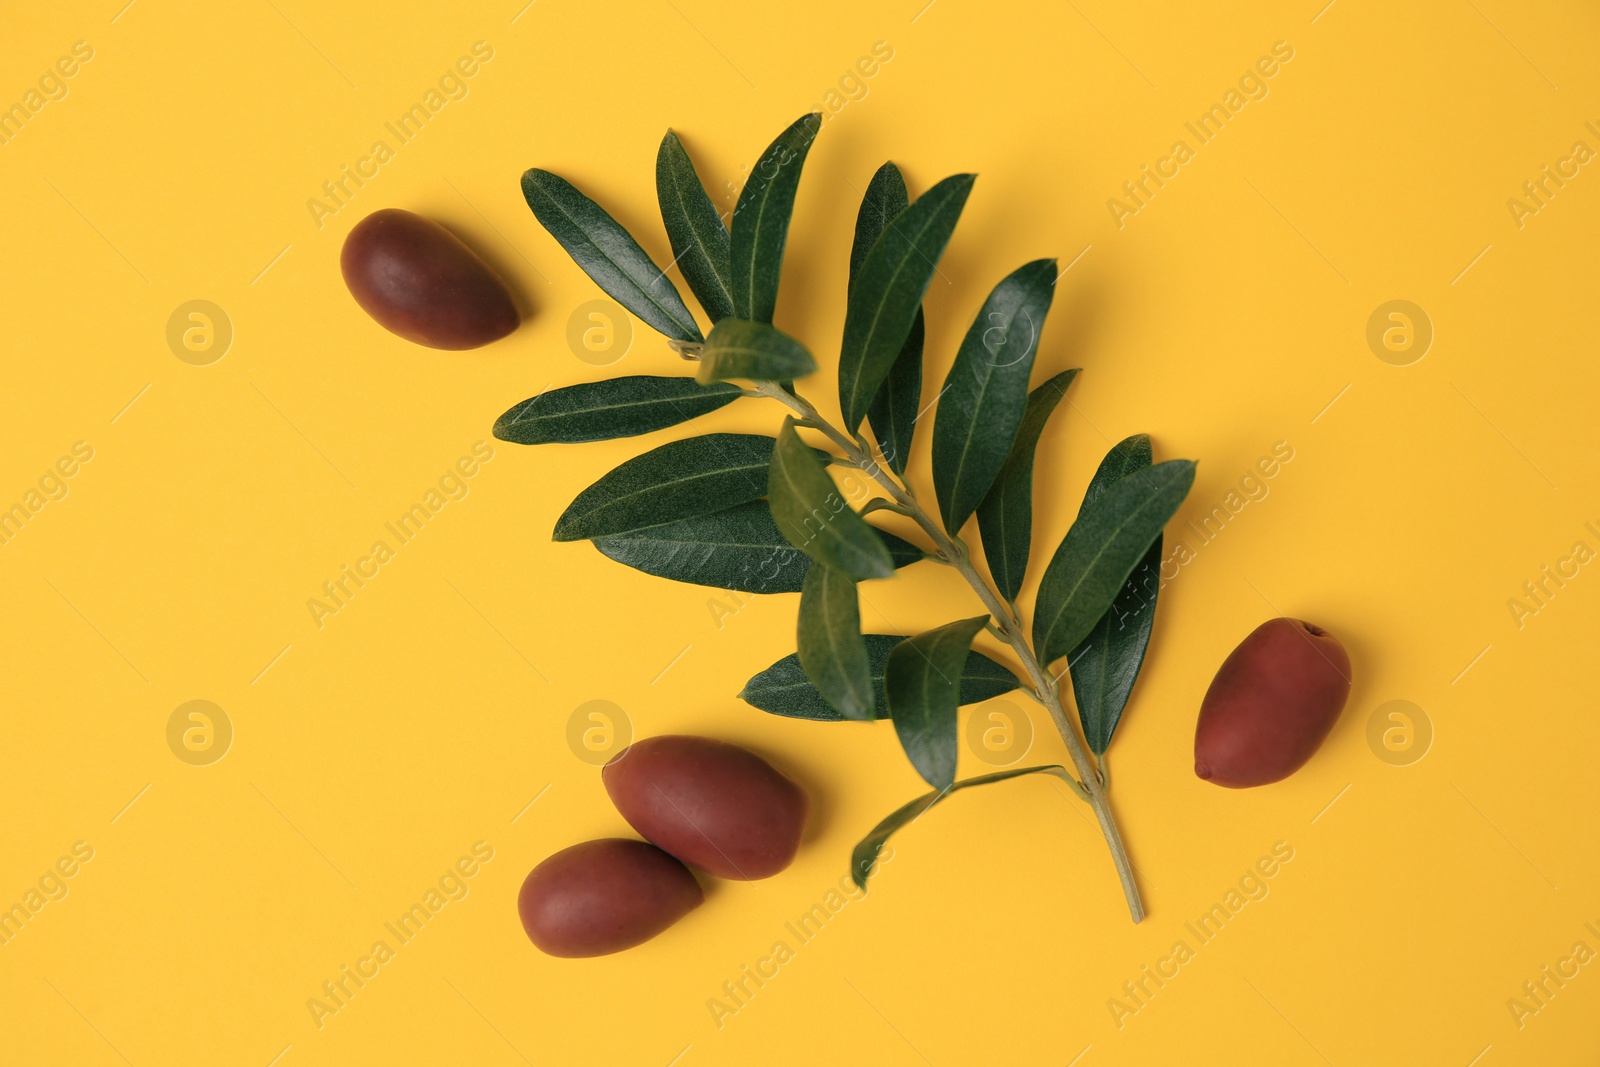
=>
[850,764,1077,890]
[849,162,910,289]
[656,129,734,323]
[554,433,782,541]
[975,369,1079,601]
[738,635,1020,721]
[493,376,741,445]
[1068,434,1161,754]
[866,312,924,476]
[1071,538,1161,754]
[838,173,976,431]
[768,419,894,581]
[1032,458,1195,665]
[885,616,989,791]
[797,564,874,721]
[697,318,817,385]
[932,259,1058,534]
[592,500,924,594]
[730,113,822,323]
[851,163,923,476]
[520,168,702,342]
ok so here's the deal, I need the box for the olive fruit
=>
[1194,617,1352,788]
[602,735,808,880]
[517,839,702,957]
[340,208,520,349]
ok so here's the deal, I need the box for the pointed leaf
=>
[851,164,925,475]
[730,113,822,322]
[768,419,894,581]
[1081,435,1154,504]
[886,616,989,790]
[838,174,976,430]
[553,433,778,541]
[656,130,735,323]
[849,162,910,290]
[975,369,1079,600]
[850,765,1076,889]
[494,376,740,445]
[1032,459,1196,665]
[697,318,817,384]
[592,500,923,594]
[739,635,1019,721]
[521,169,702,341]
[797,565,874,720]
[866,312,924,475]
[932,259,1058,533]
[1071,536,1161,754]
[1067,434,1159,753]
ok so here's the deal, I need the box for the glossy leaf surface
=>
[494,377,740,445]
[522,168,701,341]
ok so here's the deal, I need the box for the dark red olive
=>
[1195,617,1352,788]
[602,735,808,880]
[517,839,702,958]
[340,208,520,349]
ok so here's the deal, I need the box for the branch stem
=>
[755,381,1145,922]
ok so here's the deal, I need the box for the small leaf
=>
[1068,434,1160,754]
[697,318,817,384]
[1032,458,1196,665]
[885,616,989,790]
[850,764,1076,889]
[1083,435,1156,504]
[975,369,1079,601]
[866,312,924,475]
[849,162,910,290]
[553,433,779,541]
[739,635,1019,721]
[730,113,822,323]
[494,376,740,445]
[1071,537,1161,754]
[521,169,702,342]
[593,501,923,594]
[768,419,894,581]
[932,259,1058,533]
[838,174,976,431]
[851,164,925,475]
[656,130,735,323]
[797,565,874,721]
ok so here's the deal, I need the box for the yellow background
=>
[2,0,1597,1063]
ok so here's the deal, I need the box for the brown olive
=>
[602,735,808,880]
[340,208,520,349]
[517,839,702,958]
[1194,617,1352,788]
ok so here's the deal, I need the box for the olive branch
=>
[496,114,1196,922]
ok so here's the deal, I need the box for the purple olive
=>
[602,735,808,880]
[517,839,702,958]
[340,208,520,349]
[1195,617,1352,788]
